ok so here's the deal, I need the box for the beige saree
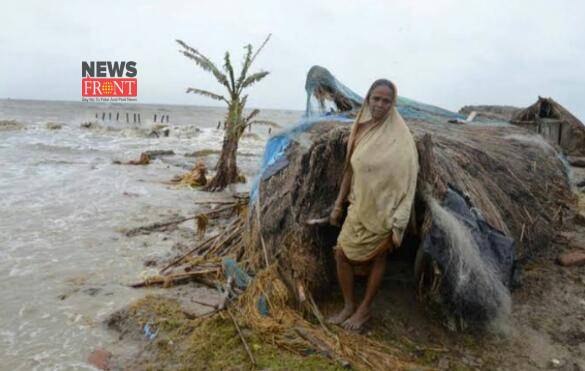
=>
[337,103,419,262]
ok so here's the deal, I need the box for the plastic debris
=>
[222,258,251,289]
[256,294,269,316]
[143,322,158,341]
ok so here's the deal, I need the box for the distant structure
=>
[95,112,170,124]
[511,97,585,156]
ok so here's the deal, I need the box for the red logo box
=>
[82,78,137,97]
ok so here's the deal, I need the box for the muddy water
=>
[0,99,301,370]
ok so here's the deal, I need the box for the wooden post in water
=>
[133,113,137,123]
[101,112,105,120]
[154,114,157,123]
[95,113,98,119]
[126,113,129,123]
[138,113,141,124]
[116,112,119,121]
[108,112,112,121]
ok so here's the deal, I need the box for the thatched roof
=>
[459,105,521,122]
[511,97,585,156]
[512,97,583,126]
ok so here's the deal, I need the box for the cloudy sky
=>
[1,0,584,118]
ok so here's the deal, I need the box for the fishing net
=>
[421,187,515,326]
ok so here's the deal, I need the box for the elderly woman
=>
[327,79,419,331]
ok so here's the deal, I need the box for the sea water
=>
[0,99,301,370]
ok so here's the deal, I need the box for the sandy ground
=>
[318,239,584,370]
[322,166,585,370]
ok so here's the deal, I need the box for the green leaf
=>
[236,34,271,92]
[223,52,236,94]
[250,33,271,65]
[186,88,227,102]
[236,44,253,91]
[176,39,230,90]
[240,71,269,90]
[245,109,260,123]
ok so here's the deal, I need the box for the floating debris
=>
[113,152,151,165]
[171,161,208,187]
[0,120,24,131]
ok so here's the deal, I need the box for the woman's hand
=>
[329,205,343,226]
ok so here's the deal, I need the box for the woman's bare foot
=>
[342,306,371,331]
[327,304,355,325]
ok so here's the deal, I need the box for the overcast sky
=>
[1,0,584,118]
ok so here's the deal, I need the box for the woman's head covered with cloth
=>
[338,79,419,261]
[328,79,419,330]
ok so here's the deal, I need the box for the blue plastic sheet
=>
[143,323,158,341]
[222,257,251,289]
[250,114,353,201]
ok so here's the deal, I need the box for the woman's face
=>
[368,85,393,121]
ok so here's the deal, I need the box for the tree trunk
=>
[204,132,239,191]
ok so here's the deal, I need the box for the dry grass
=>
[127,195,420,369]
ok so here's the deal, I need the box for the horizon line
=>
[0,96,305,113]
